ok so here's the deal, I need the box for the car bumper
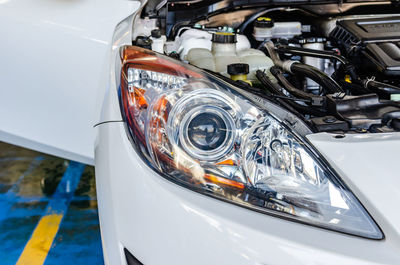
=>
[95,121,400,265]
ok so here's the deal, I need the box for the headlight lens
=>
[186,111,228,151]
[119,46,382,239]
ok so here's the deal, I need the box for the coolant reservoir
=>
[174,29,251,60]
[187,32,274,83]
[211,33,242,72]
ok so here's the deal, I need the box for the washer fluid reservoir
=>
[186,32,274,83]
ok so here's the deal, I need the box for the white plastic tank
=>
[132,17,158,40]
[211,33,242,72]
[253,17,302,41]
[149,29,166,54]
[186,48,216,71]
[186,32,274,83]
[174,29,252,60]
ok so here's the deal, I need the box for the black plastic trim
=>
[125,248,144,265]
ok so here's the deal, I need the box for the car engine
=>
[132,0,400,134]
[330,17,400,76]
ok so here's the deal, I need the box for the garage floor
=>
[0,142,103,265]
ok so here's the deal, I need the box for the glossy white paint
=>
[0,0,140,165]
[3,0,400,264]
[307,132,400,243]
[95,120,400,265]
[95,51,400,261]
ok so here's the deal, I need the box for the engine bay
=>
[131,0,400,134]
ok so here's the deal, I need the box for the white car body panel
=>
[2,0,400,264]
[95,120,400,265]
[95,67,400,263]
[307,132,400,241]
[0,0,140,165]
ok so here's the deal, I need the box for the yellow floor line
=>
[16,213,63,265]
[15,161,85,265]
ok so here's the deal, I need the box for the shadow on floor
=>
[0,142,103,265]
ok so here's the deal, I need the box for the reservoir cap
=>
[254,17,274,28]
[135,36,152,49]
[151,29,162,38]
[227,63,249,75]
[212,32,237,43]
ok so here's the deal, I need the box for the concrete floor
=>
[0,142,103,265]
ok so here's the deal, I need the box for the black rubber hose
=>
[275,44,359,82]
[290,63,344,93]
[255,70,283,95]
[265,41,344,93]
[276,44,349,65]
[363,79,400,100]
[270,66,325,106]
[382,110,400,126]
[336,79,370,95]
[256,70,327,116]
[392,119,400,131]
[206,68,307,119]
[265,41,283,68]
[251,72,305,117]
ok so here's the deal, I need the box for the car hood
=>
[308,132,400,242]
[167,0,387,7]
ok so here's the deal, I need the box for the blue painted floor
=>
[0,142,103,265]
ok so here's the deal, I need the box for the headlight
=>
[119,46,382,239]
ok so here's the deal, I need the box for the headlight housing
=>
[119,46,382,239]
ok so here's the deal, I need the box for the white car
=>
[2,0,400,264]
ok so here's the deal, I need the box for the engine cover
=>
[330,16,400,76]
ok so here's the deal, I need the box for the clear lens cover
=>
[120,46,382,239]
